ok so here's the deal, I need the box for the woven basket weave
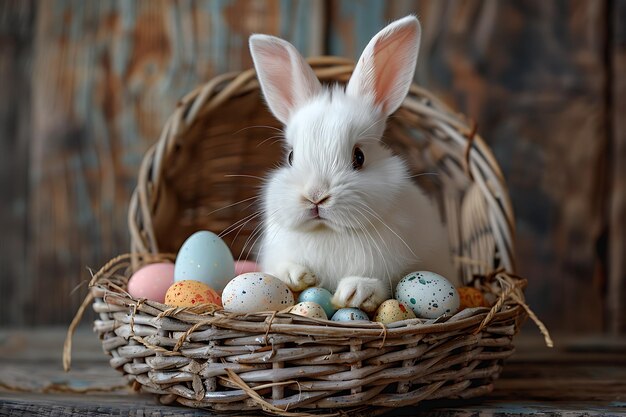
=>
[84,57,533,413]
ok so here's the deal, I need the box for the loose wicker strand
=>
[223,367,339,417]
[64,253,175,372]
[473,271,553,348]
[62,290,95,372]
[473,281,520,336]
[509,291,554,348]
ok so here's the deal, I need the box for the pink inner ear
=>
[372,29,417,112]
[255,42,296,114]
[250,35,322,125]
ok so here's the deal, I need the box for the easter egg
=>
[165,280,222,307]
[289,302,328,320]
[297,287,337,318]
[330,308,369,322]
[127,263,175,303]
[174,231,235,291]
[222,273,294,313]
[234,260,260,275]
[395,271,460,319]
[457,287,488,309]
[373,299,417,324]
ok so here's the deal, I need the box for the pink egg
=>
[127,263,175,303]
[234,260,260,275]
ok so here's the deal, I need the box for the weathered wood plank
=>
[14,0,323,326]
[0,0,622,335]
[328,0,609,333]
[3,393,626,417]
[608,0,626,334]
[0,1,35,325]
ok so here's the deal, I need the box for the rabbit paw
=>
[332,277,388,313]
[272,262,318,291]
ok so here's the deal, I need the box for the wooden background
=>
[0,0,623,335]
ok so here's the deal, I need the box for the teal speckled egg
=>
[298,287,337,318]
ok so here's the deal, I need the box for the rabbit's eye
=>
[288,150,294,166]
[352,147,365,170]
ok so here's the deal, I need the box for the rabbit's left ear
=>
[346,16,421,117]
[249,35,322,125]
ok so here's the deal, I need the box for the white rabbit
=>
[249,16,456,312]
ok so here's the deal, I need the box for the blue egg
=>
[298,287,337,318]
[330,308,370,322]
[174,231,235,291]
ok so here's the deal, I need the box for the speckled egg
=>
[222,273,294,313]
[127,263,175,303]
[165,280,222,307]
[457,287,488,309]
[395,271,460,319]
[373,299,417,324]
[330,308,370,322]
[297,287,337,318]
[289,302,328,320]
[174,231,235,291]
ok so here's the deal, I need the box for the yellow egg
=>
[289,302,328,320]
[373,299,416,324]
[457,287,487,310]
[165,280,222,308]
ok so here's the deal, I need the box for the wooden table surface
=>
[1,327,625,416]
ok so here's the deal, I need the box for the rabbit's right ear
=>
[249,35,322,125]
[346,16,421,117]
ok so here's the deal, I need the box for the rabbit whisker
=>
[205,196,259,217]
[224,174,266,181]
[355,200,418,260]
[234,125,284,135]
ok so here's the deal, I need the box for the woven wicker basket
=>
[78,57,542,414]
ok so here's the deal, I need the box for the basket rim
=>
[88,253,528,339]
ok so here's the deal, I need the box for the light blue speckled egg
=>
[297,287,337,318]
[174,231,235,291]
[330,308,370,322]
[394,271,460,319]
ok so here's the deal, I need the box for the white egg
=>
[174,231,235,291]
[222,273,294,313]
[394,271,460,319]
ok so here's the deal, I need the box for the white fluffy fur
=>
[249,16,456,312]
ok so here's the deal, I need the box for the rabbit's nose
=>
[302,194,331,206]
[306,187,331,205]
[314,195,331,205]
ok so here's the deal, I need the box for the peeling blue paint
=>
[293,0,309,53]
[329,0,386,58]
[208,0,231,74]
[116,0,136,76]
